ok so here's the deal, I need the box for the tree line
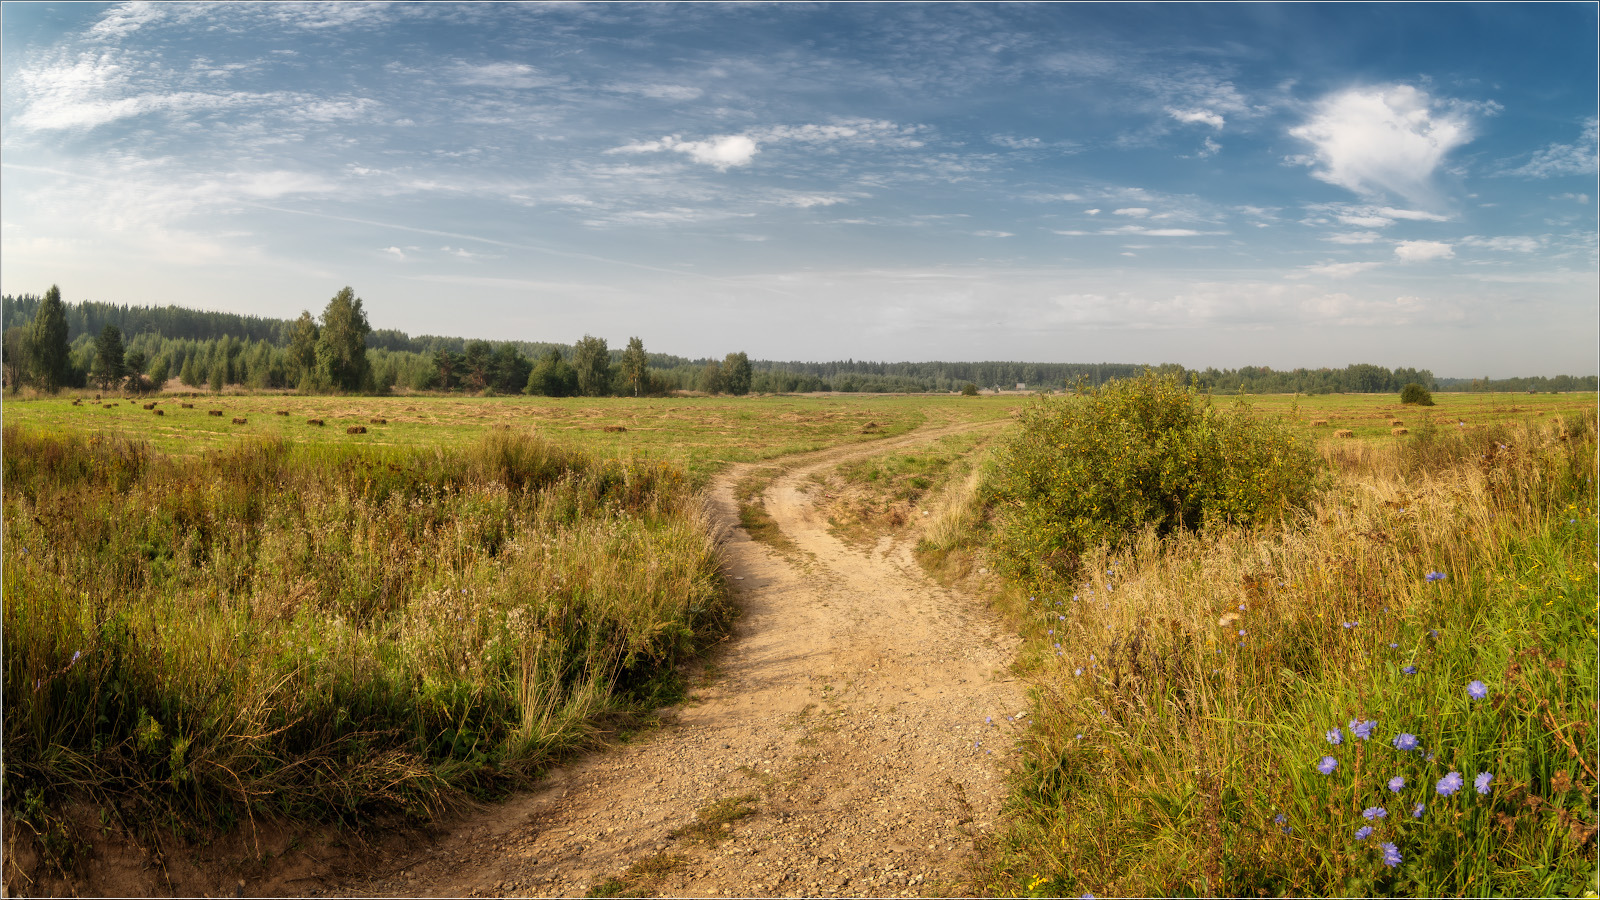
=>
[5,288,1593,396]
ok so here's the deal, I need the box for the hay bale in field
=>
[275,410,289,416]
[232,417,247,425]
[72,399,82,406]
[1334,429,1355,438]
[1390,419,1403,426]
[306,418,325,426]
[102,404,116,409]
[369,417,386,425]
[1310,419,1328,426]
[602,425,627,433]
[143,403,156,410]
[208,410,223,417]
[154,409,164,416]
[180,402,194,408]
[346,425,367,435]
[1391,427,1408,435]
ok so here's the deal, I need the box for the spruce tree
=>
[29,285,71,392]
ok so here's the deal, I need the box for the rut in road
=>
[328,422,1024,898]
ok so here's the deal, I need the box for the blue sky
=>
[2,2,1595,377]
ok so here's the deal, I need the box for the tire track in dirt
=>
[322,420,1023,898]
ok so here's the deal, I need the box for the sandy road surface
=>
[322,422,1023,898]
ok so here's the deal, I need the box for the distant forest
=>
[4,292,1595,396]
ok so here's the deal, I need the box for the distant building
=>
[1016,383,1026,391]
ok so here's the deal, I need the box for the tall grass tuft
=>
[980,411,1597,897]
[3,425,731,838]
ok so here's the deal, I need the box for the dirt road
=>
[324,423,1023,898]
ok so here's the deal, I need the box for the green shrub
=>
[961,382,980,396]
[1400,383,1434,406]
[984,372,1320,583]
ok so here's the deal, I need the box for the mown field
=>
[0,391,1016,486]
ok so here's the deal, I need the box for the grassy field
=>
[0,391,1016,486]
[912,390,1599,897]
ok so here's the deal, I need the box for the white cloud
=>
[1167,107,1225,129]
[609,82,704,101]
[1459,235,1540,253]
[990,134,1042,149]
[1505,118,1598,178]
[1104,225,1217,237]
[610,134,760,170]
[1084,208,1101,215]
[1113,207,1151,217]
[1289,85,1475,204]
[1556,192,1590,204]
[382,246,405,259]
[1325,231,1383,244]
[1376,206,1451,222]
[774,193,852,208]
[1301,260,1382,278]
[1337,214,1394,228]
[1394,240,1454,262]
[452,61,561,90]
[973,230,1014,238]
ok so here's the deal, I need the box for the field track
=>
[308,419,1020,897]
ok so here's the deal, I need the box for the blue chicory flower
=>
[1325,728,1344,746]
[1363,806,1388,821]
[1475,772,1493,795]
[1393,733,1419,751]
[1355,825,1373,841]
[1467,680,1488,700]
[1317,756,1338,775]
[1437,772,1464,796]
[1388,776,1405,793]
[1380,842,1402,867]
[1425,571,1446,582]
[1403,665,1417,675]
[1349,718,1377,740]
[1411,802,1425,818]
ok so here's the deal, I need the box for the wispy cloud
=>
[1394,239,1454,262]
[1503,118,1599,179]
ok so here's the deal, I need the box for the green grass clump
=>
[3,424,732,837]
[981,410,1597,897]
[985,372,1321,584]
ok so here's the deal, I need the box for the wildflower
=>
[1317,756,1338,775]
[1380,842,1402,868]
[1054,643,1061,650]
[1425,571,1446,582]
[1355,825,1373,841]
[1411,802,1425,818]
[1437,772,1464,796]
[1274,813,1291,834]
[1403,665,1417,675]
[985,716,992,725]
[1388,776,1405,793]
[1475,772,1493,795]
[1363,806,1388,821]
[1467,680,1488,700]
[1325,727,1344,746]
[1349,718,1377,740]
[69,650,82,667]
[1392,733,1419,751]
[1389,643,1399,649]
[1074,667,1083,676]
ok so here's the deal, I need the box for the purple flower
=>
[1425,571,1446,582]
[1317,756,1338,775]
[1389,643,1399,649]
[1475,772,1493,795]
[1388,776,1405,793]
[1411,802,1425,818]
[1342,621,1358,629]
[1437,772,1464,796]
[1380,842,1402,868]
[1349,718,1377,740]
[1467,680,1488,700]
[1355,825,1373,841]
[1402,665,1417,675]
[1363,806,1388,820]
[1274,813,1291,834]
[1325,728,1344,746]
[1392,733,1419,751]
[1074,667,1083,676]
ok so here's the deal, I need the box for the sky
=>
[2,2,1596,377]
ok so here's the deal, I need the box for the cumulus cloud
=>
[1289,85,1476,204]
[1113,207,1151,217]
[382,246,405,259]
[1504,118,1598,178]
[1394,240,1454,262]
